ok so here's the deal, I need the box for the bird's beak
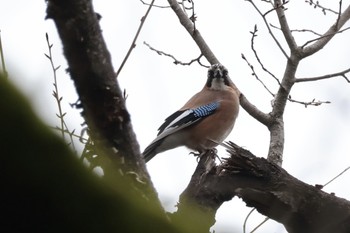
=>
[214,68,222,79]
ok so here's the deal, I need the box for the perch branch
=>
[175,142,350,233]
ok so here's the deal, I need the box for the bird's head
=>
[206,64,231,90]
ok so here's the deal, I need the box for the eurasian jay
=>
[143,64,240,162]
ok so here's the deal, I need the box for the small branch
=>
[302,3,350,58]
[167,0,219,64]
[323,165,350,188]
[250,217,269,233]
[139,0,169,8]
[246,0,289,59]
[296,67,350,83]
[116,0,155,78]
[270,23,323,37]
[144,41,208,67]
[50,126,88,143]
[249,24,281,85]
[243,208,255,233]
[287,96,331,107]
[301,26,350,49]
[305,0,340,15]
[45,33,65,139]
[241,53,275,97]
[336,0,343,28]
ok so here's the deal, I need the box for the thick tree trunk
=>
[175,142,350,233]
[45,0,161,211]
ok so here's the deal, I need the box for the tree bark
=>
[45,0,161,210]
[176,142,350,233]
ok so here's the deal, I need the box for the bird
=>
[143,64,240,163]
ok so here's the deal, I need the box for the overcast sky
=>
[1,0,350,232]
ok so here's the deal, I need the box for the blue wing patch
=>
[193,102,220,117]
[157,101,220,135]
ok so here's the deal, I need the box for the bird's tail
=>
[142,141,161,163]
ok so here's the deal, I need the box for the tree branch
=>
[144,41,208,67]
[302,3,350,58]
[240,94,272,126]
[241,53,275,97]
[296,67,350,83]
[167,0,219,65]
[274,0,298,51]
[46,0,161,209]
[176,142,350,233]
[116,0,155,78]
[249,25,281,85]
[246,0,289,59]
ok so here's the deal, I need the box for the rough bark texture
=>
[176,142,350,233]
[45,0,161,208]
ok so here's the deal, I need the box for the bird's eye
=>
[223,69,228,76]
[208,70,214,78]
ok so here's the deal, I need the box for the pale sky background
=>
[1,0,350,232]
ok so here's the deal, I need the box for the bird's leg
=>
[190,148,218,162]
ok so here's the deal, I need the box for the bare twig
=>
[302,3,350,58]
[323,166,350,188]
[116,0,155,78]
[250,217,269,233]
[249,25,281,85]
[246,0,289,59]
[144,41,208,67]
[167,0,219,64]
[305,0,339,15]
[270,23,323,37]
[50,126,88,143]
[45,33,65,139]
[296,67,350,83]
[336,0,343,28]
[139,0,169,8]
[45,33,77,153]
[301,26,350,48]
[243,208,255,233]
[188,0,197,30]
[241,53,275,97]
[287,96,331,107]
[0,30,8,80]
